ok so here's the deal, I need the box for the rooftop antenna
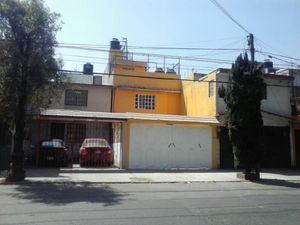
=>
[122,37,128,60]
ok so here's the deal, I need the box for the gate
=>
[34,120,123,169]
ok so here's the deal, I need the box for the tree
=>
[0,0,64,181]
[219,54,264,180]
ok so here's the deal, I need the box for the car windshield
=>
[82,139,110,148]
[41,140,63,148]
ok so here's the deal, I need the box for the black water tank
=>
[110,38,121,50]
[264,60,273,69]
[83,63,93,75]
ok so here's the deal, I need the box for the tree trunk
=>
[5,118,26,182]
[5,80,27,182]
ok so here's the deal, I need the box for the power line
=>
[56,43,245,52]
[127,46,245,51]
[209,0,250,34]
[145,36,245,47]
[55,42,299,68]
[58,58,217,71]
[55,45,234,64]
[256,50,300,62]
[56,69,293,88]
[255,37,293,59]
[257,52,294,65]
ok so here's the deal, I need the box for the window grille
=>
[65,90,88,106]
[135,94,155,110]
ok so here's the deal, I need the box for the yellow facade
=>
[182,72,217,117]
[113,89,182,115]
[108,48,219,169]
[113,68,182,91]
[110,51,183,115]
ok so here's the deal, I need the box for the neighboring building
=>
[182,64,294,168]
[280,68,300,168]
[31,70,122,166]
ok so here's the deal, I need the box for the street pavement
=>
[1,165,300,183]
[1,167,300,225]
[0,181,300,225]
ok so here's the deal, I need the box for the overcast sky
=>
[44,0,300,75]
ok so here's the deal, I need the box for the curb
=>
[1,178,300,185]
[0,180,244,185]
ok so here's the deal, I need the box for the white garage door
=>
[129,124,212,169]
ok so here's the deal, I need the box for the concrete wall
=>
[113,88,182,115]
[108,50,183,115]
[113,67,182,91]
[66,73,94,85]
[216,71,292,126]
[50,84,112,112]
[182,73,217,117]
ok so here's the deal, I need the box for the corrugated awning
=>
[39,109,219,125]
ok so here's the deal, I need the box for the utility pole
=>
[247,33,255,63]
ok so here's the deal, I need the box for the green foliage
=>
[218,54,265,170]
[0,0,64,122]
[0,0,65,181]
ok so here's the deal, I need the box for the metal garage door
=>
[129,124,212,169]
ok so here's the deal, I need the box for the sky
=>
[44,0,300,76]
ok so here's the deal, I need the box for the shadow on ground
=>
[254,179,300,189]
[261,169,300,176]
[11,182,126,206]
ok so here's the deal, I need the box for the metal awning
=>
[39,109,219,125]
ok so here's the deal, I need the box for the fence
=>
[33,120,122,168]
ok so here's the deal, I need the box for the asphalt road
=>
[0,181,300,225]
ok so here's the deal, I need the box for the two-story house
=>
[182,64,294,168]
[102,39,219,170]
[31,70,124,165]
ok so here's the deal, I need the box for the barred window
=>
[65,90,88,106]
[135,94,155,110]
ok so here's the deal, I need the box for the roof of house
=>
[214,68,294,81]
[39,109,219,125]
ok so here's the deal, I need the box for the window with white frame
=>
[208,81,214,97]
[135,94,155,110]
[65,89,88,106]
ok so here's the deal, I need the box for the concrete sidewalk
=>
[1,166,300,183]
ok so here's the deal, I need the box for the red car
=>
[79,138,113,167]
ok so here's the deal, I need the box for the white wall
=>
[262,77,291,117]
[66,73,93,85]
[216,72,292,126]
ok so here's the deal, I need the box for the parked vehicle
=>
[79,138,113,167]
[37,139,71,167]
